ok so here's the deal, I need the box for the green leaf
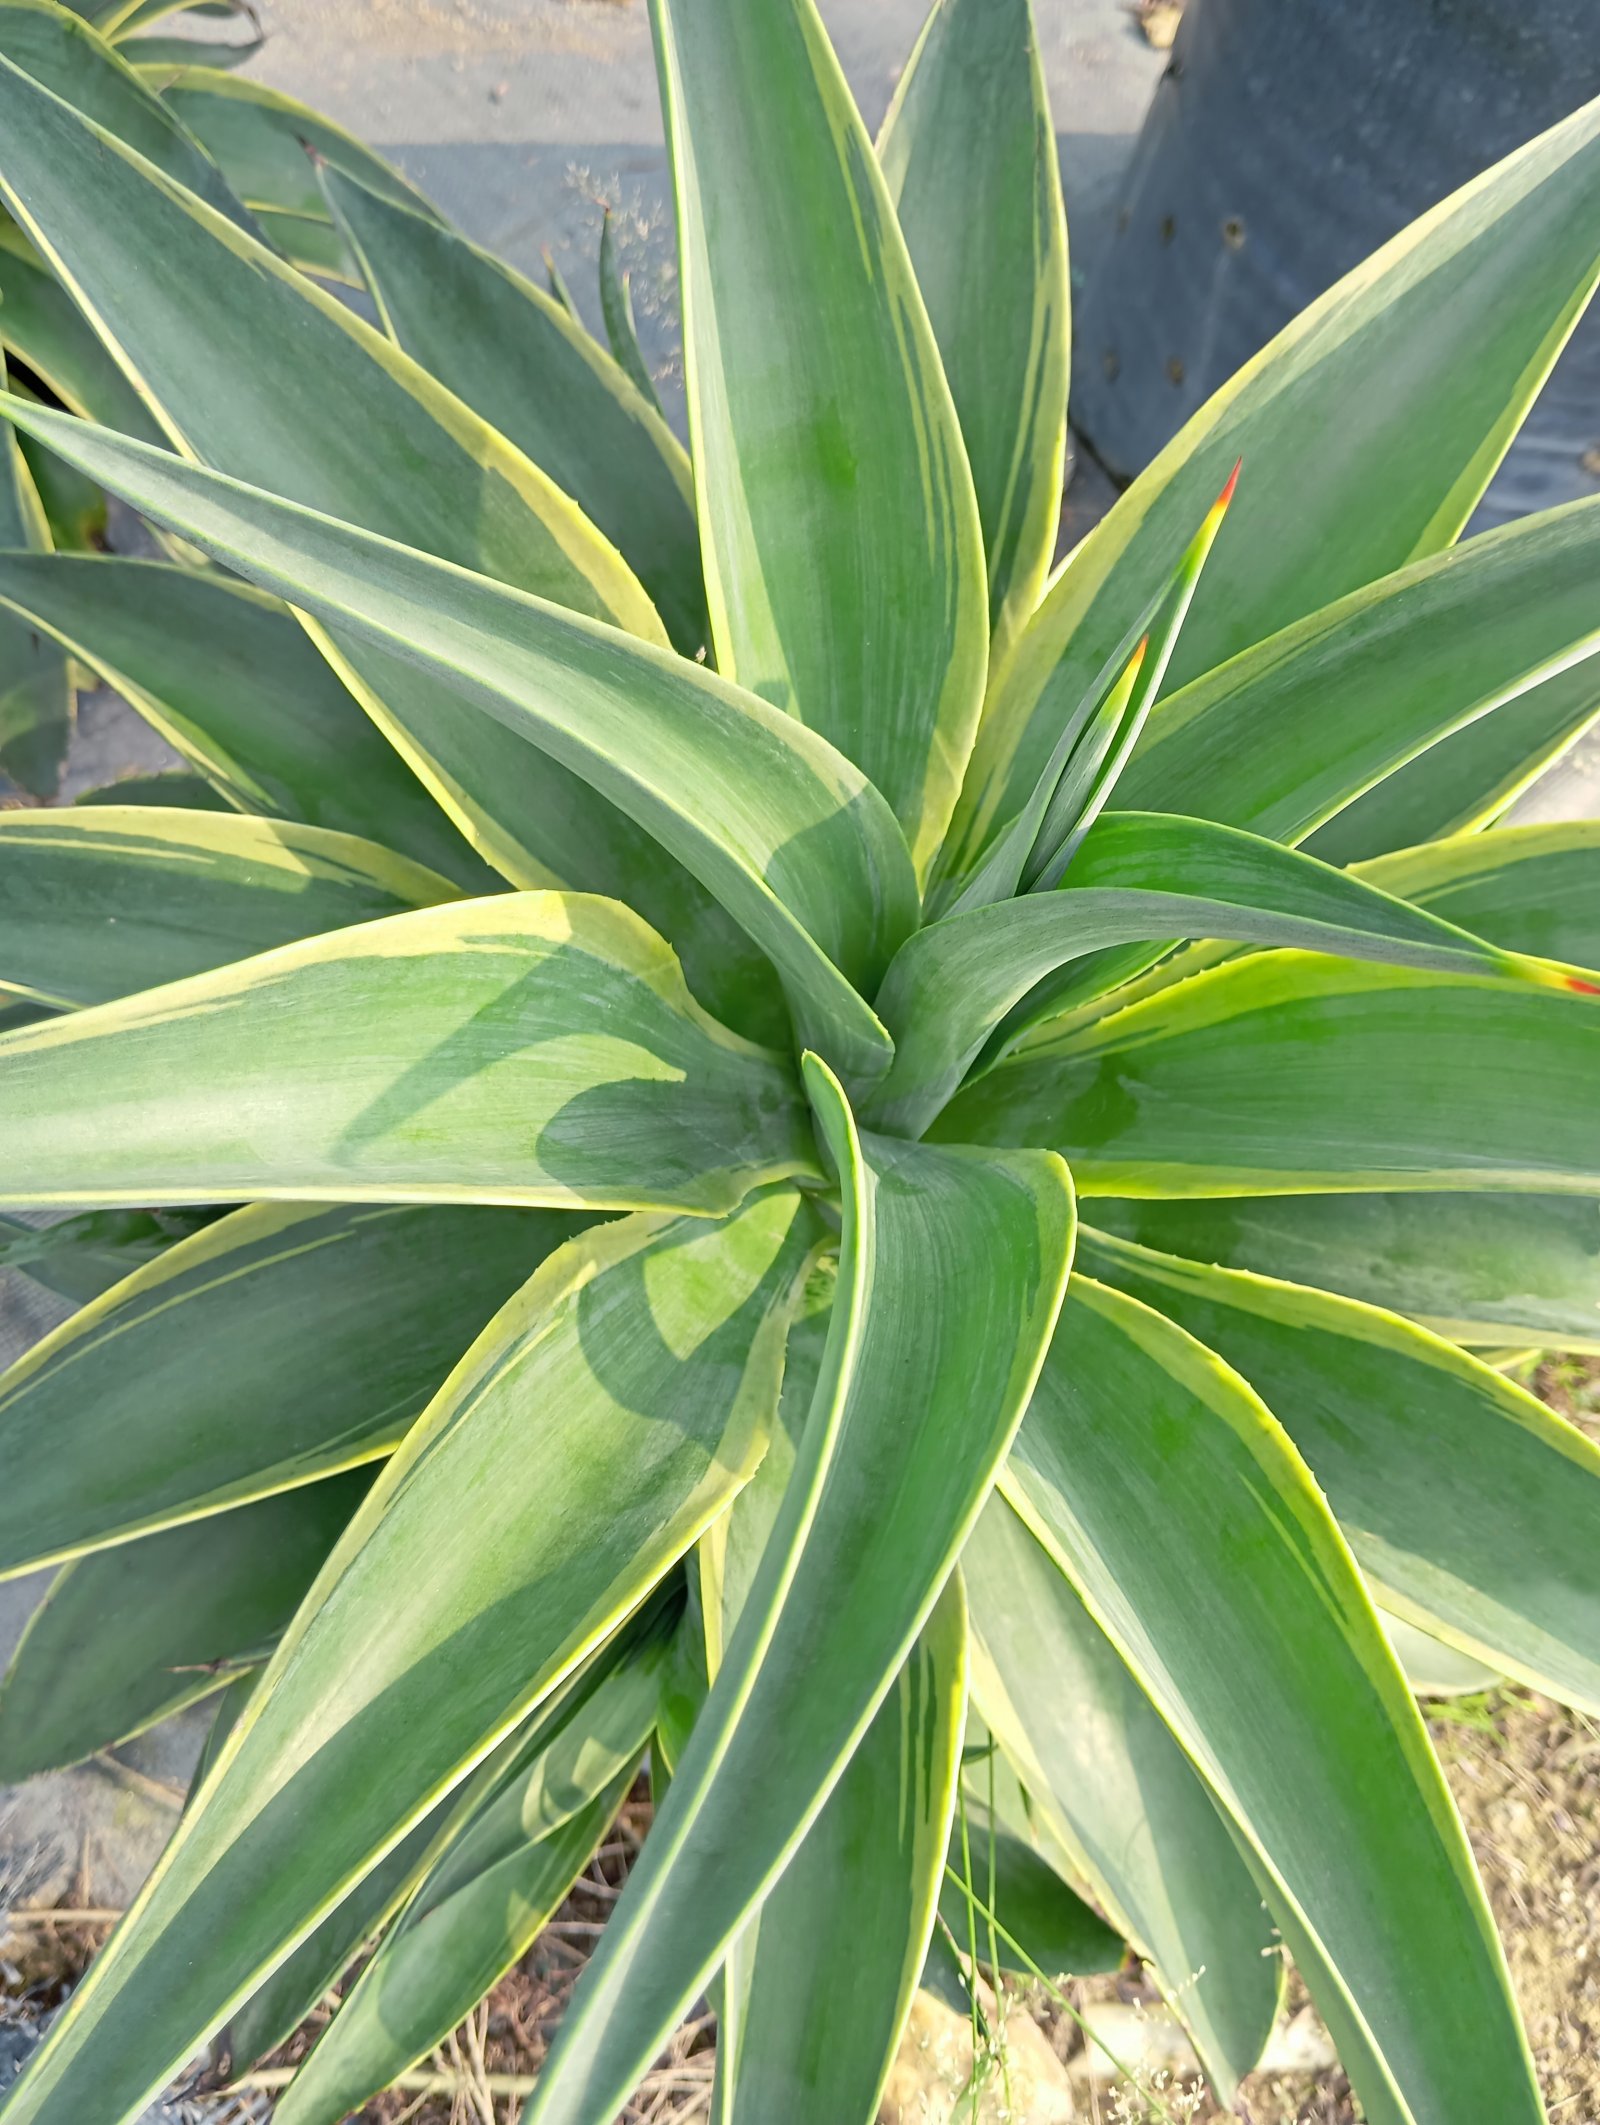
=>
[1004,1275,1542,2125]
[878,0,1068,671]
[0,1190,813,2125]
[1114,495,1600,847]
[954,99,1600,871]
[0,893,815,1215]
[942,953,1600,1196]
[225,1600,676,2071]
[13,385,109,549]
[0,1474,369,1780]
[937,1802,1125,1984]
[1306,658,1600,864]
[0,401,917,1085]
[273,1660,663,2125]
[0,0,253,233]
[703,1289,967,2125]
[521,1056,1074,2125]
[597,206,666,420]
[0,216,167,440]
[0,340,71,798]
[0,1201,592,1575]
[147,64,444,278]
[963,1494,1279,2092]
[0,805,460,1008]
[867,810,1536,1138]
[0,59,663,631]
[1078,1228,1600,1714]
[1384,1616,1502,1701]
[0,1203,213,1301]
[652,0,988,874]
[1355,820,1600,970]
[716,1593,965,2125]
[125,33,256,69]
[0,552,495,890]
[1088,1191,1600,1354]
[322,169,706,658]
[75,770,225,807]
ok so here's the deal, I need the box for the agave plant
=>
[1,0,1599,2119]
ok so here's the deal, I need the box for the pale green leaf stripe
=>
[0,1201,592,1576]
[1004,1277,1542,2125]
[0,217,167,441]
[866,810,1532,1138]
[0,0,253,232]
[953,98,1600,871]
[0,401,915,1084]
[1089,1192,1600,1354]
[0,1192,813,2125]
[522,1057,1073,2125]
[0,552,494,890]
[941,954,1600,1196]
[0,1474,367,1781]
[273,1646,669,2125]
[964,1495,1279,2093]
[1307,658,1600,865]
[0,54,664,640]
[1080,1230,1600,1714]
[653,0,988,876]
[706,1292,965,2125]
[0,805,459,1008]
[879,0,1069,673]
[1112,495,1600,848]
[0,893,816,1215]
[1357,820,1600,972]
[322,169,706,659]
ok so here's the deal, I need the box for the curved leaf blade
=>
[0,805,459,1008]
[273,1653,667,2125]
[0,0,252,232]
[0,1190,813,2125]
[1115,496,1600,847]
[1356,820,1600,970]
[705,1292,967,2125]
[1090,1190,1600,1354]
[955,95,1600,869]
[942,954,1600,1196]
[878,0,1069,671]
[0,1201,592,1576]
[653,0,988,873]
[0,551,493,890]
[0,53,663,637]
[521,1057,1074,2125]
[963,1493,1279,2092]
[868,810,1537,1137]
[0,893,816,1214]
[1004,1276,1542,2125]
[1079,1228,1600,1714]
[322,169,705,659]
[0,1474,368,1781]
[0,399,916,1085]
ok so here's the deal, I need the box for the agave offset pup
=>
[0,0,1599,2119]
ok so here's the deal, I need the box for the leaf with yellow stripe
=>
[0,894,816,1215]
[879,0,1069,672]
[0,805,459,1008]
[0,1189,814,2125]
[653,0,988,874]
